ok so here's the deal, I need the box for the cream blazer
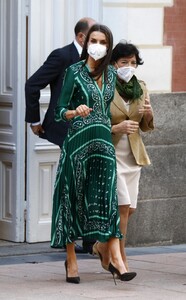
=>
[110,81,154,166]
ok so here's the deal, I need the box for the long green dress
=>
[51,60,122,248]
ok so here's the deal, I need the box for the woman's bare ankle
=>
[111,258,127,274]
[124,260,129,272]
[66,259,79,277]
[97,242,110,265]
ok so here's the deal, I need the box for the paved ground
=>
[0,241,186,300]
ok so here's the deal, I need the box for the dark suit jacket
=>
[25,42,80,147]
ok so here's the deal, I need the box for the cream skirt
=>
[115,134,141,208]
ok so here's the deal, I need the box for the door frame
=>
[0,0,26,242]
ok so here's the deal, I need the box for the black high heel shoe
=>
[64,260,80,284]
[108,263,137,285]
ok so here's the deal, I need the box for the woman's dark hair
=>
[80,23,113,79]
[111,42,144,66]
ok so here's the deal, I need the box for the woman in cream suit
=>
[93,42,154,271]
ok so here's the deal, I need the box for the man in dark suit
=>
[25,17,96,146]
[25,17,96,254]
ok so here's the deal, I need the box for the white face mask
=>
[88,43,107,61]
[117,66,136,83]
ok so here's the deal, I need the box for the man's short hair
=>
[74,19,90,36]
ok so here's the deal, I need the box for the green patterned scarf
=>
[116,75,143,101]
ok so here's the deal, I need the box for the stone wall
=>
[127,93,186,246]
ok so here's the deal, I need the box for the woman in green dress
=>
[51,24,137,284]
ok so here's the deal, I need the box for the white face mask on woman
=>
[117,66,136,83]
[88,44,107,61]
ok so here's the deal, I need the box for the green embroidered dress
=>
[51,61,122,248]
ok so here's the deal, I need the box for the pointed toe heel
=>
[64,260,80,284]
[66,276,80,284]
[108,263,137,284]
[120,272,137,281]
